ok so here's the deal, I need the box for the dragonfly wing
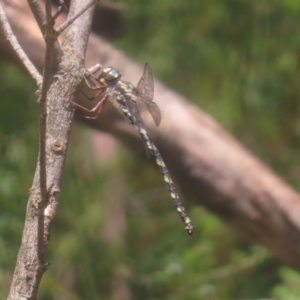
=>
[137,63,154,104]
[137,64,161,126]
[148,102,161,127]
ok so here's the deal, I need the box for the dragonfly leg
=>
[73,95,108,120]
[80,87,106,101]
[83,74,105,91]
[86,64,102,76]
[75,70,108,119]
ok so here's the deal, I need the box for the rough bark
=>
[4,1,95,299]
[1,1,300,272]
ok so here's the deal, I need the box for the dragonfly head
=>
[98,67,121,87]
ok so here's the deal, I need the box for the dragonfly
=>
[77,64,195,235]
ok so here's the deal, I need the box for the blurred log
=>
[1,1,300,270]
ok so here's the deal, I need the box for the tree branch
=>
[27,0,46,36]
[36,0,62,281]
[55,0,96,35]
[52,0,67,21]
[7,0,96,298]
[0,2,42,86]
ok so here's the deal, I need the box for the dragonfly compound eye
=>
[99,68,121,87]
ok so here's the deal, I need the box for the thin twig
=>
[55,0,96,35]
[52,0,67,20]
[0,2,42,86]
[27,0,47,36]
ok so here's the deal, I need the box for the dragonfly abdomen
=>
[150,143,194,235]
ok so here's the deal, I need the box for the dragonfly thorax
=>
[98,67,122,87]
[116,81,137,96]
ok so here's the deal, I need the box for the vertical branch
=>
[7,1,96,299]
[37,0,59,270]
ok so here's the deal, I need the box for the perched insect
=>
[75,64,195,235]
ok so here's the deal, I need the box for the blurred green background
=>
[2,0,300,299]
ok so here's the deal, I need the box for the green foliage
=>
[0,61,38,297]
[2,0,300,298]
[272,267,300,299]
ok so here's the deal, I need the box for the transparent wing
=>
[147,101,161,127]
[137,64,161,127]
[137,63,154,101]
